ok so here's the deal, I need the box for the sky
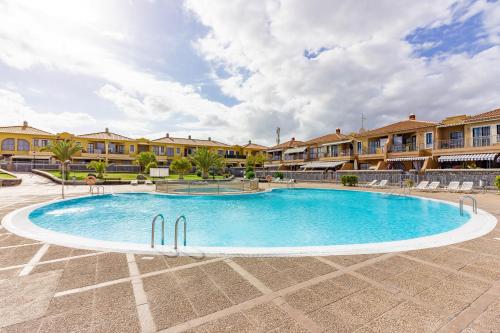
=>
[0,0,499,146]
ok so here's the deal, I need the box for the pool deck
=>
[0,173,499,332]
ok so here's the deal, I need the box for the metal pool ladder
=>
[151,214,165,248]
[460,195,477,216]
[90,185,105,195]
[174,215,187,250]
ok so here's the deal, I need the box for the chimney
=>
[291,137,295,142]
[166,133,169,138]
[409,114,416,120]
[335,128,341,135]
[208,137,211,141]
[22,121,28,129]
[188,135,191,139]
[248,140,251,144]
[105,127,109,133]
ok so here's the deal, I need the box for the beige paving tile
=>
[46,290,94,316]
[38,308,92,333]
[368,301,447,333]
[219,280,262,304]
[30,261,65,275]
[307,301,365,332]
[134,254,169,274]
[147,289,197,330]
[142,271,178,292]
[184,312,253,333]
[187,289,233,316]
[0,319,41,333]
[40,245,73,261]
[244,302,292,332]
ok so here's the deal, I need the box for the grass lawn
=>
[46,170,224,181]
[0,172,15,179]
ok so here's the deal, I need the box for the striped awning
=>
[386,156,428,162]
[284,147,307,154]
[438,153,498,162]
[320,140,352,147]
[301,161,347,169]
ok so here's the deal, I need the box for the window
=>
[17,139,30,151]
[176,148,180,154]
[472,126,491,147]
[425,132,433,148]
[130,145,135,152]
[1,138,15,151]
[497,125,500,141]
[357,142,362,154]
[117,145,125,154]
[96,142,105,153]
[87,143,94,153]
[33,139,39,147]
[167,147,174,156]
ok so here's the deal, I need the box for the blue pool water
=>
[29,189,469,247]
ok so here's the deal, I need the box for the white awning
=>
[386,156,429,162]
[284,147,307,154]
[438,153,498,162]
[301,161,347,169]
[320,140,353,147]
[263,163,280,168]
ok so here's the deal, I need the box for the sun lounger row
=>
[364,180,474,193]
[130,180,153,185]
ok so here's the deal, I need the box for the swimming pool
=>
[3,189,497,256]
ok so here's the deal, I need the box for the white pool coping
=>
[1,189,497,257]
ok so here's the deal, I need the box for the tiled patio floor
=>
[0,180,499,332]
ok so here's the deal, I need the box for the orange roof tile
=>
[464,108,500,123]
[242,142,268,150]
[0,124,54,136]
[304,132,353,145]
[360,119,437,137]
[77,131,133,141]
[267,139,305,150]
[152,136,230,147]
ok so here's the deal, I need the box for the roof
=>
[267,139,305,151]
[464,108,500,123]
[77,131,133,141]
[152,136,230,147]
[360,119,437,137]
[304,132,352,145]
[0,125,54,136]
[242,142,268,150]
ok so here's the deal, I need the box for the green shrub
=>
[245,170,255,179]
[196,170,202,177]
[136,174,147,180]
[273,171,284,180]
[405,179,414,188]
[245,165,254,173]
[341,175,358,186]
[495,175,500,192]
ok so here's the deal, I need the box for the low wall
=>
[256,170,335,182]
[335,170,406,185]
[1,162,141,173]
[0,169,22,187]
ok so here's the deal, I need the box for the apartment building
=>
[264,108,500,171]
[0,123,267,167]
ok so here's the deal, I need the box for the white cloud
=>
[0,89,96,132]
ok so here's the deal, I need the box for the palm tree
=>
[87,160,107,179]
[246,153,267,169]
[189,148,222,179]
[42,140,82,180]
[170,158,192,179]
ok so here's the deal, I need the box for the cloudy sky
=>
[1,0,499,145]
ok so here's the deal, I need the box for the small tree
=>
[246,154,266,170]
[190,148,223,179]
[170,158,192,180]
[87,160,107,179]
[495,175,500,194]
[42,140,82,180]
[135,152,157,173]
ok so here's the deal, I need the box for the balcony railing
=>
[225,154,246,159]
[435,136,497,150]
[284,153,305,161]
[319,149,353,158]
[359,147,385,155]
[389,143,424,153]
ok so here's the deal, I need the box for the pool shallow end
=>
[2,191,497,257]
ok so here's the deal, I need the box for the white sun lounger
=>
[424,181,440,192]
[458,181,474,193]
[145,180,153,185]
[414,181,429,191]
[363,180,378,187]
[130,180,138,186]
[445,181,460,192]
[373,180,388,188]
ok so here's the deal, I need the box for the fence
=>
[155,179,259,194]
[256,170,336,182]
[1,162,141,173]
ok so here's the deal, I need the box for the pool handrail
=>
[151,214,165,248]
[90,185,105,195]
[460,195,477,215]
[174,215,187,250]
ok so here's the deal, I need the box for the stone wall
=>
[421,169,500,188]
[0,169,22,187]
[336,170,407,185]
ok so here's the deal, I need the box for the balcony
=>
[359,147,385,155]
[389,143,425,153]
[435,136,498,150]
[319,149,353,158]
[225,154,246,159]
[435,139,464,150]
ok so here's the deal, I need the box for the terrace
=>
[0,176,499,332]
